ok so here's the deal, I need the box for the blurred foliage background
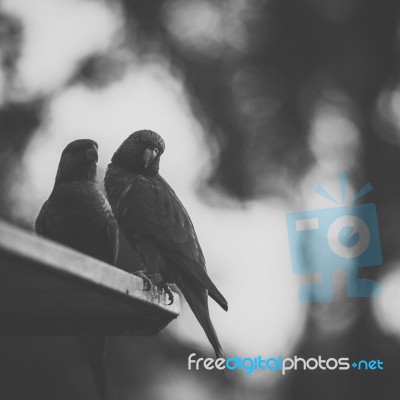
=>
[1,0,400,399]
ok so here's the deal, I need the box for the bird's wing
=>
[91,185,119,266]
[36,185,119,267]
[35,199,52,236]
[118,176,204,263]
[117,176,228,311]
[106,213,119,266]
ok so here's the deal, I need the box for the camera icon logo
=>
[286,174,382,302]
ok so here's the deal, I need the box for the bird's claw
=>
[134,270,153,291]
[158,282,174,305]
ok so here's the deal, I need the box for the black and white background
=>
[0,0,399,399]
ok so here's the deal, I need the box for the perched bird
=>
[104,130,228,359]
[36,139,118,400]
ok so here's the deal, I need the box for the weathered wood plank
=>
[0,220,180,335]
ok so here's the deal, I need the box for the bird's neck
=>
[55,163,98,185]
[105,163,160,195]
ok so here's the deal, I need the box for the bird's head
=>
[55,139,99,184]
[111,130,165,175]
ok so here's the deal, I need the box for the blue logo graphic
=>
[287,173,383,302]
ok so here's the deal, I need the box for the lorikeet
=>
[36,139,118,399]
[104,130,228,358]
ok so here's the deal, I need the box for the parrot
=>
[35,139,118,400]
[104,130,228,359]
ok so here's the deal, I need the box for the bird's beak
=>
[86,145,98,163]
[143,148,157,168]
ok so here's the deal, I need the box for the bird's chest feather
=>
[105,171,149,238]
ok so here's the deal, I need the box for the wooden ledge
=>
[0,220,180,335]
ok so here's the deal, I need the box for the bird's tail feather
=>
[181,284,224,359]
[78,335,108,400]
[184,265,228,312]
[206,277,228,312]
